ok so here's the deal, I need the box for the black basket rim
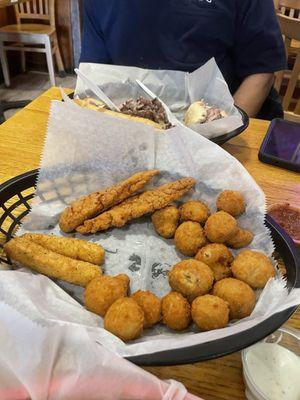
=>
[0,169,299,366]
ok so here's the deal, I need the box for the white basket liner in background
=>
[75,58,243,139]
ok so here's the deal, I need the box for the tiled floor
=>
[0,71,76,120]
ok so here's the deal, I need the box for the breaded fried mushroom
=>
[131,290,161,328]
[84,274,130,317]
[232,250,275,289]
[151,205,180,239]
[162,292,191,331]
[104,298,144,341]
[226,229,254,249]
[174,221,207,256]
[195,243,233,281]
[213,278,256,320]
[179,200,210,225]
[216,190,246,217]
[192,294,229,331]
[204,211,238,243]
[169,259,214,302]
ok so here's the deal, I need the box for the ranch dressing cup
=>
[242,328,300,400]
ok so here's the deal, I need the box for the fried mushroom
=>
[84,274,130,317]
[174,221,207,256]
[168,259,214,302]
[204,211,238,243]
[179,200,210,225]
[131,290,161,328]
[213,278,256,320]
[191,294,229,331]
[216,190,246,217]
[104,297,144,341]
[161,291,191,331]
[151,205,180,239]
[226,228,254,249]
[195,243,233,281]
[231,250,275,289]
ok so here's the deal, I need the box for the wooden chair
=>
[275,13,300,122]
[0,0,64,87]
[278,0,300,17]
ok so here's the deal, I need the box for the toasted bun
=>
[74,98,162,130]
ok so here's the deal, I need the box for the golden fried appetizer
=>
[59,169,160,232]
[204,211,238,243]
[22,233,105,265]
[174,221,207,256]
[84,274,129,317]
[213,278,256,320]
[131,290,161,328]
[169,259,214,302]
[76,178,196,234]
[4,237,101,286]
[191,295,229,331]
[226,229,254,249]
[232,250,275,289]
[216,190,246,217]
[151,205,180,239]
[104,297,144,341]
[195,243,233,281]
[179,200,210,225]
[161,292,191,331]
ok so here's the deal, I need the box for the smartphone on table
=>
[258,119,300,173]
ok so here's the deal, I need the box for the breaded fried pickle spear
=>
[4,237,101,286]
[59,169,160,233]
[76,178,196,234]
[22,233,105,265]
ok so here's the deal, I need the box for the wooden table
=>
[0,87,299,400]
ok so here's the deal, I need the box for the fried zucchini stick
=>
[4,237,101,286]
[59,169,160,233]
[76,177,196,234]
[22,233,105,265]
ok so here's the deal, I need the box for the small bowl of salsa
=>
[268,203,300,246]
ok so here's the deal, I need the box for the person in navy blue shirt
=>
[80,0,286,120]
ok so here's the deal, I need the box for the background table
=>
[0,87,299,400]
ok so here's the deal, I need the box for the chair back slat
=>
[289,8,295,16]
[45,0,49,14]
[14,0,55,26]
[39,0,44,14]
[19,2,24,13]
[25,1,31,13]
[279,0,300,10]
[276,13,300,120]
[295,97,300,114]
[32,0,37,13]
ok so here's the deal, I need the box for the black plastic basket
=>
[0,169,299,366]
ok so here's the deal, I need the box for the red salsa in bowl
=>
[268,203,300,245]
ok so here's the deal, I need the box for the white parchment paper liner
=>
[10,101,300,359]
[75,58,243,139]
[0,270,200,400]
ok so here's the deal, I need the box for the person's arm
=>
[233,0,286,117]
[80,0,111,64]
[233,73,274,117]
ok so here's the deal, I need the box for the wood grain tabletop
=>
[0,87,299,400]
